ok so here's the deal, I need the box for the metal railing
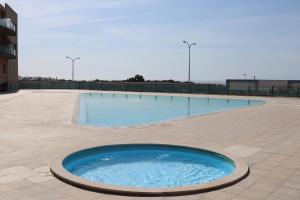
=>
[17,81,300,97]
[0,45,16,57]
[0,18,16,32]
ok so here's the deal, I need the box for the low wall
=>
[19,81,227,94]
[17,81,300,97]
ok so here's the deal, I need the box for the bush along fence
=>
[18,81,300,97]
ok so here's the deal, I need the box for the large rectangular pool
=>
[78,93,263,127]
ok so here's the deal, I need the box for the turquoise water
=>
[79,93,263,127]
[63,144,235,188]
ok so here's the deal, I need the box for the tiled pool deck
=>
[0,90,299,200]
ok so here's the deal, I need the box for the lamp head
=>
[183,41,187,44]
[192,43,197,45]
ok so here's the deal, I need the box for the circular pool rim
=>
[50,144,249,196]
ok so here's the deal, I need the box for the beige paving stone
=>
[224,145,261,158]
[282,179,300,190]
[0,189,28,200]
[204,190,236,200]
[239,188,271,200]
[235,176,257,188]
[0,166,31,176]
[0,174,22,184]
[264,166,294,179]
[0,185,10,193]
[249,177,284,192]
[55,184,109,200]
[220,185,245,195]
[266,193,299,200]
[14,184,51,196]
[0,179,33,194]
[25,175,55,183]
[232,196,253,200]
[288,174,300,182]
[31,189,76,200]
[249,168,268,176]
[38,179,67,189]
[17,197,39,200]
[32,166,50,173]
[251,163,276,172]
[275,187,300,198]
[12,169,39,178]
[162,195,211,200]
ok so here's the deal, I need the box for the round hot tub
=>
[50,144,249,196]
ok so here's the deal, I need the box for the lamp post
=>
[66,56,80,81]
[183,41,196,92]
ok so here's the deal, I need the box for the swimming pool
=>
[64,144,234,188]
[51,144,249,196]
[78,93,263,127]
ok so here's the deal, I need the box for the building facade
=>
[0,3,18,92]
[226,79,300,90]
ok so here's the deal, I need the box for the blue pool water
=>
[63,144,235,188]
[79,93,263,127]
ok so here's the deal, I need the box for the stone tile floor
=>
[0,90,299,199]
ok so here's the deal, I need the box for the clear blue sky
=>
[3,0,300,81]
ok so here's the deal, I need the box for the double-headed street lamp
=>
[182,41,196,83]
[66,56,80,81]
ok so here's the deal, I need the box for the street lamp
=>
[183,41,196,92]
[66,56,80,81]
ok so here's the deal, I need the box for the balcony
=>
[0,18,16,35]
[0,45,16,58]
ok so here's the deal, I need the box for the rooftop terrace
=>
[0,90,299,200]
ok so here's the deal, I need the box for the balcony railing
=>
[0,45,16,57]
[0,18,16,32]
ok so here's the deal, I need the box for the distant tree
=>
[146,79,181,83]
[126,74,145,82]
[164,79,176,83]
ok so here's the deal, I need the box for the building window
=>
[0,11,5,18]
[3,64,6,74]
